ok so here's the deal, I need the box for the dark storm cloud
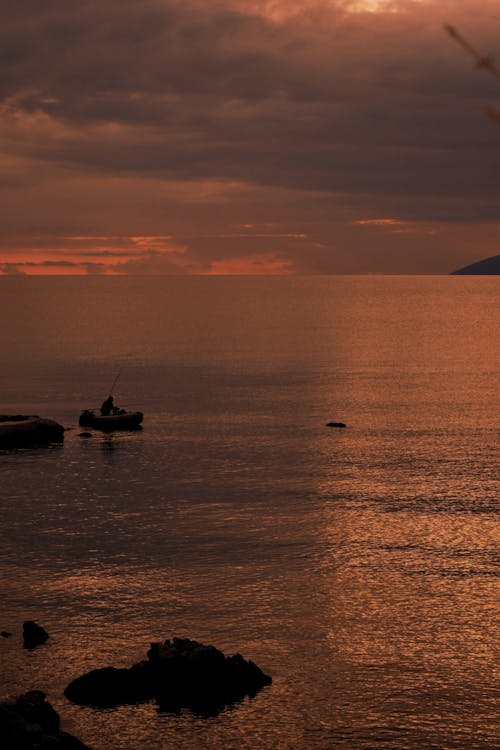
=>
[0,0,282,104]
[1,0,500,272]
[3,0,500,204]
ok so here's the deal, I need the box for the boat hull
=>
[79,411,144,431]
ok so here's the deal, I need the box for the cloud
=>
[353,217,437,235]
[1,0,500,273]
[0,263,28,275]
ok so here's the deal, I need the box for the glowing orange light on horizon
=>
[207,256,293,275]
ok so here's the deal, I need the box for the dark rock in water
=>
[78,432,92,438]
[0,414,38,422]
[327,421,346,428]
[1,630,12,637]
[0,416,64,448]
[0,691,92,749]
[23,620,49,648]
[65,666,151,706]
[65,636,272,714]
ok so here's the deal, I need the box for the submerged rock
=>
[0,691,92,750]
[65,636,272,713]
[23,620,49,648]
[0,416,64,448]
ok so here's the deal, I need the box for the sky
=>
[1,0,500,275]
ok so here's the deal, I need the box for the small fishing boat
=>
[79,409,144,431]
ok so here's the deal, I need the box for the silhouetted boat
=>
[79,410,144,431]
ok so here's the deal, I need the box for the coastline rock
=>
[14,690,60,733]
[65,636,272,713]
[0,417,64,448]
[451,253,500,275]
[0,691,92,750]
[23,620,49,649]
[0,415,38,422]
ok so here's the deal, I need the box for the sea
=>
[0,276,498,750]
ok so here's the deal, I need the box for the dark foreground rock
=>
[0,690,92,750]
[0,416,64,448]
[23,620,49,649]
[65,637,272,713]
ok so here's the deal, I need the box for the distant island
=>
[451,255,500,275]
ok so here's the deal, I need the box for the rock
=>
[23,620,49,648]
[14,690,60,733]
[78,432,92,438]
[36,732,94,749]
[65,636,272,714]
[0,417,64,448]
[0,415,38,422]
[451,253,500,275]
[326,421,346,428]
[0,703,32,749]
[0,692,92,750]
[64,666,152,706]
[1,630,12,637]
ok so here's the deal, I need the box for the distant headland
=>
[451,255,500,275]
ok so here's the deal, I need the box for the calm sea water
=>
[0,276,498,750]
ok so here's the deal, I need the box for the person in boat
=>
[100,395,114,416]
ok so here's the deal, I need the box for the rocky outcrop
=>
[0,416,64,448]
[0,415,36,422]
[23,620,49,649]
[451,254,500,275]
[65,636,272,713]
[0,691,92,750]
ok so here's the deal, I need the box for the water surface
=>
[0,276,498,749]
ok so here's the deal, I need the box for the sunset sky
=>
[1,0,500,275]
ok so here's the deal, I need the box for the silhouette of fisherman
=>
[100,395,114,416]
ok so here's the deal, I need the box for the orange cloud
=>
[354,218,408,227]
[0,235,190,275]
[353,218,438,236]
[1,0,499,274]
[207,255,293,274]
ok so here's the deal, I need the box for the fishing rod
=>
[107,370,122,396]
